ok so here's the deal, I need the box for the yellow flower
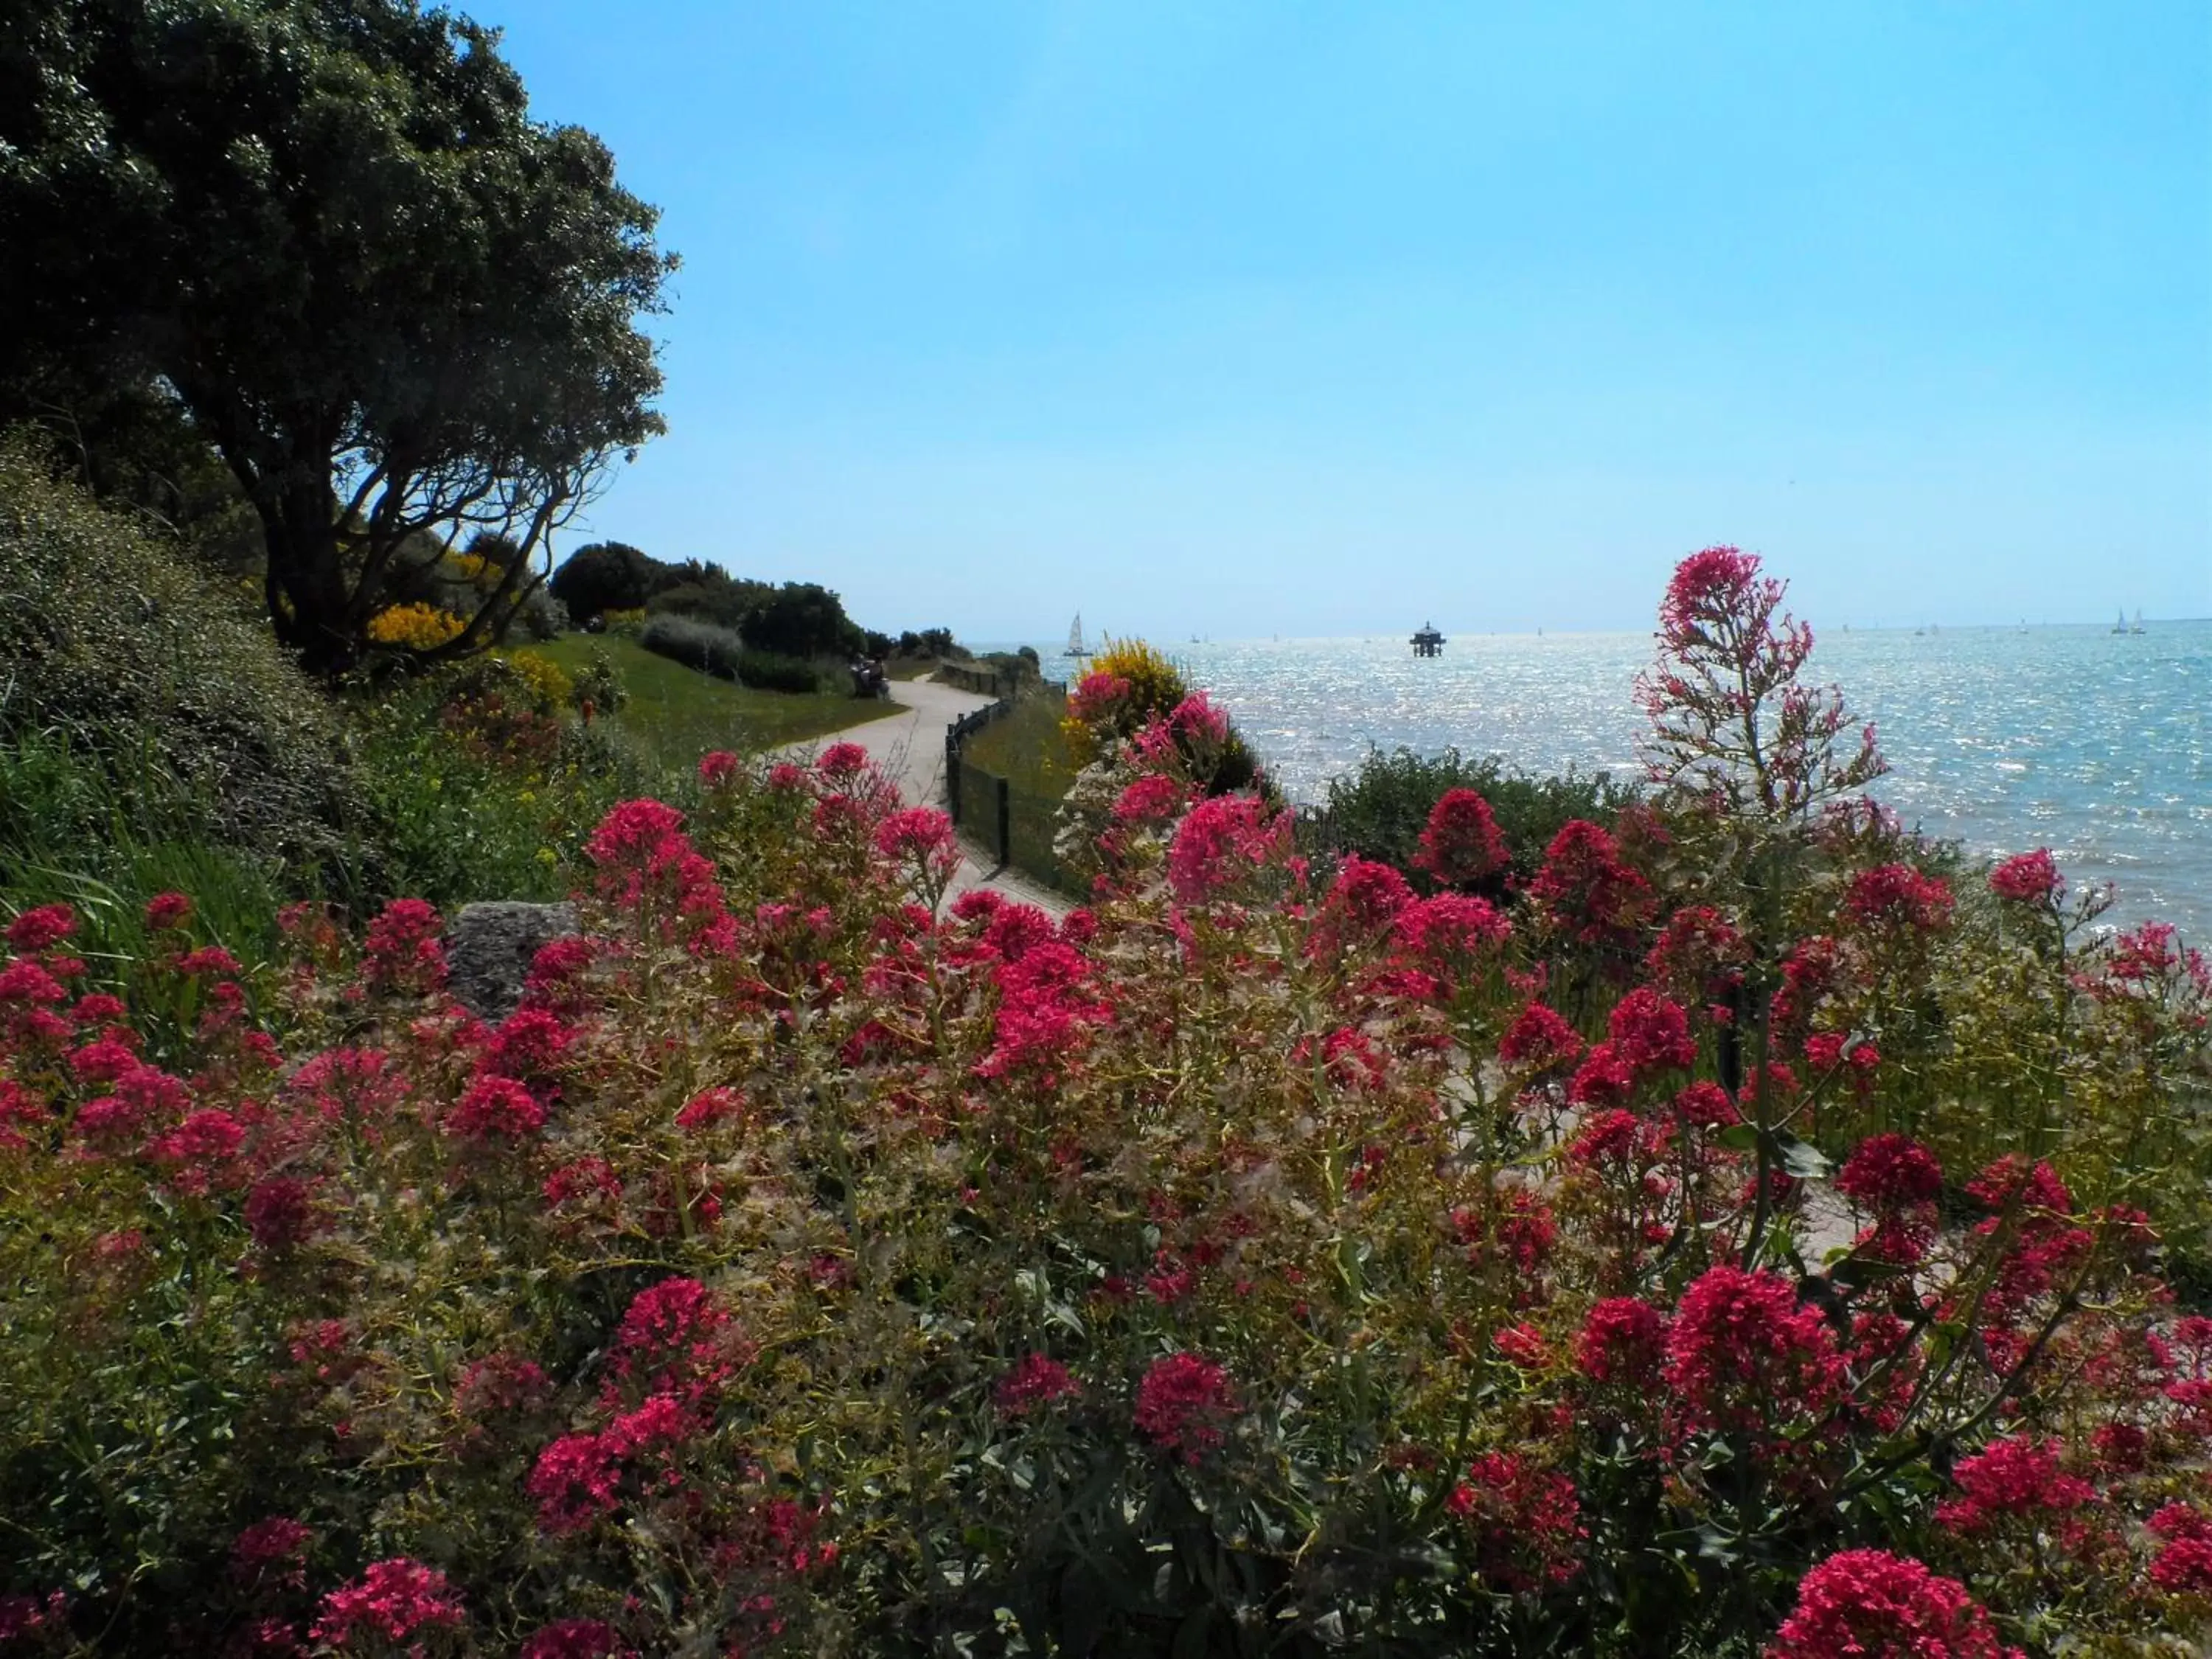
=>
[535,847,558,866]
[367,602,468,650]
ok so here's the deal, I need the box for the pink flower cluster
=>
[1767,1548,2021,1659]
[1412,788,1509,887]
[1134,1352,1237,1463]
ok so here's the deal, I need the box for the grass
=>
[960,692,1078,799]
[534,635,897,770]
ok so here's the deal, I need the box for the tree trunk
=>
[257,472,356,674]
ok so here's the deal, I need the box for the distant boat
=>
[1063,613,1088,661]
[2132,608,2146,635]
[2113,608,2128,636]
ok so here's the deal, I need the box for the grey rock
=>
[446,901,581,1022]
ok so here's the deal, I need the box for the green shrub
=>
[648,579,755,632]
[639,612,746,680]
[1320,745,1638,881]
[734,650,824,695]
[0,433,370,890]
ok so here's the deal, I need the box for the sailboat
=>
[2131,608,2146,635]
[2112,608,2128,636]
[1062,613,1089,664]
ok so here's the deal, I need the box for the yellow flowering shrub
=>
[498,649,576,714]
[367,602,467,651]
[1062,635,1190,762]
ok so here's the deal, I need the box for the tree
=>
[0,0,672,671]
[741,582,863,661]
[549,541,661,619]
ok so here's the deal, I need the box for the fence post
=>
[945,726,961,821]
[995,776,1012,868]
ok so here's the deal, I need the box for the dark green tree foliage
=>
[549,540,661,617]
[0,0,672,670]
[742,580,864,660]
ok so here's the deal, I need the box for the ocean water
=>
[1154,622,2211,941]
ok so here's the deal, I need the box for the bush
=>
[0,434,367,887]
[568,647,628,716]
[638,613,746,681]
[1321,747,1639,886]
[648,579,756,632]
[734,650,824,695]
[549,540,660,619]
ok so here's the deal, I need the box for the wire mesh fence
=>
[945,695,1079,895]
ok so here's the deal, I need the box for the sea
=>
[1018,622,2212,941]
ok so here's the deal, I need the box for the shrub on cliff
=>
[1320,746,1638,890]
[0,436,365,883]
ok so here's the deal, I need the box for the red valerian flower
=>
[1110,772,1189,827]
[976,942,1112,1079]
[1492,1323,1550,1369]
[4,903,77,953]
[1392,894,1512,978]
[873,807,961,886]
[1767,1548,2022,1659]
[142,898,192,938]
[1933,1436,2094,1532]
[1836,1133,1944,1211]
[361,898,447,995]
[520,1618,633,1658]
[1135,1352,1237,1463]
[1565,1044,1635,1108]
[1446,1452,1585,1590]
[2152,1537,2212,1595]
[1498,1002,1583,1071]
[244,1178,324,1251]
[1644,905,1748,1002]
[528,1433,625,1534]
[1323,855,1414,933]
[1845,863,1955,932]
[996,1353,1080,1416]
[143,1108,248,1186]
[173,945,243,979]
[1166,793,1289,905]
[981,902,1057,964]
[0,959,69,1006]
[310,1557,465,1649]
[698,749,740,787]
[1664,1265,1846,1436]
[608,1276,741,1406]
[447,1074,546,1143]
[1526,820,1652,947]
[1988,847,2062,904]
[1606,987,1696,1075]
[1577,1298,1667,1387]
[1565,1107,1642,1169]
[232,1517,313,1587]
[675,1086,746,1132]
[815,741,870,780]
[1413,788,1511,887]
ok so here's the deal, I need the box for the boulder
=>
[446,901,580,1022]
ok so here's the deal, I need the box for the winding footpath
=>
[807,677,1073,917]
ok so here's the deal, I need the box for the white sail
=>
[1063,613,1088,658]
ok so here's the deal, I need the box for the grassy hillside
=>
[535,634,897,768]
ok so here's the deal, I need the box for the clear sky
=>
[484,1,2211,643]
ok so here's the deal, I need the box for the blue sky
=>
[487,1,2211,642]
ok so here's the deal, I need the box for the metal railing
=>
[943,690,1075,892]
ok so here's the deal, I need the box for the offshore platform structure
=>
[1410,622,1446,658]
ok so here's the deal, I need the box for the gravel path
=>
[796,678,1074,917]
